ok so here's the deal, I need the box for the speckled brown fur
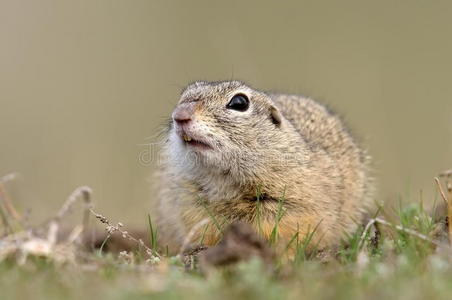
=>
[152,81,373,254]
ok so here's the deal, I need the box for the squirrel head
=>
[166,81,301,185]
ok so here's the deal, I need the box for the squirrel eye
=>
[226,94,249,112]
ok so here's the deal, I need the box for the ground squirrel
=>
[152,81,373,254]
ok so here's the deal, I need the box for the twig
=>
[56,186,93,221]
[373,217,442,247]
[179,218,209,256]
[358,218,376,250]
[0,173,19,184]
[436,173,452,247]
[44,186,94,249]
[434,177,448,205]
[47,221,59,246]
[0,203,11,236]
[0,184,21,221]
[89,208,160,258]
[0,185,99,265]
[0,173,21,230]
[447,179,452,247]
[439,169,452,177]
[66,225,84,245]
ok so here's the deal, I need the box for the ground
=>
[1,178,452,300]
[1,241,452,300]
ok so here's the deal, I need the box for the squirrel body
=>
[153,81,372,253]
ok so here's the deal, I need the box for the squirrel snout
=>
[172,103,195,124]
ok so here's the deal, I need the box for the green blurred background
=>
[0,0,451,226]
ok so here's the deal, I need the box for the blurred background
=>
[0,0,451,226]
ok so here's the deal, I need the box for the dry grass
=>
[1,170,452,300]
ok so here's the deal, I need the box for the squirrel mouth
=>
[182,134,212,150]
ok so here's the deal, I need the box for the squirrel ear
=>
[270,105,282,126]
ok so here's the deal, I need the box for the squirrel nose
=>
[172,103,195,124]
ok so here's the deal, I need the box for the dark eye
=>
[226,94,249,112]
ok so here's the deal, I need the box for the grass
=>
[147,214,159,254]
[269,190,286,246]
[1,227,452,300]
[1,176,452,300]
